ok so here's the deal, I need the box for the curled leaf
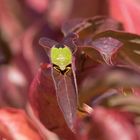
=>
[93,30,140,69]
[78,66,140,106]
[82,37,122,65]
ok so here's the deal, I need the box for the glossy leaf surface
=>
[92,30,140,67]
[81,37,122,65]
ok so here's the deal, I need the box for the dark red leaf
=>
[78,66,140,106]
[92,30,140,69]
[62,17,124,65]
[52,67,78,132]
[74,47,100,75]
[62,16,123,39]
[29,64,76,140]
[83,37,122,65]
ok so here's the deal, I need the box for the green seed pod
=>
[50,45,72,71]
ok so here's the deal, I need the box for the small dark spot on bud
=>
[55,44,65,48]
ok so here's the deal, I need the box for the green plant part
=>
[50,45,72,71]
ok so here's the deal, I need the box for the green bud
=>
[50,45,72,70]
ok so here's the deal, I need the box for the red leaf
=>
[109,0,140,34]
[62,16,122,38]
[0,108,43,140]
[52,68,78,132]
[92,30,140,70]
[29,64,76,140]
[78,66,140,106]
[76,107,139,140]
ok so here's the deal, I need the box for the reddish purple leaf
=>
[90,37,122,64]
[74,47,102,73]
[75,107,139,140]
[62,17,123,65]
[39,34,79,132]
[29,64,76,139]
[93,30,140,69]
[52,67,78,132]
[78,66,140,106]
[62,16,122,38]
